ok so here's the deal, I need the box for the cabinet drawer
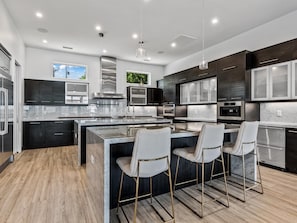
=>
[45,132,73,147]
[258,145,285,168]
[46,121,73,132]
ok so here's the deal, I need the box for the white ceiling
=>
[4,0,297,65]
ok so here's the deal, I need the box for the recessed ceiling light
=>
[95,25,101,31]
[132,33,138,39]
[36,12,43,18]
[211,17,219,25]
[102,49,107,53]
[171,42,176,48]
[42,39,48,43]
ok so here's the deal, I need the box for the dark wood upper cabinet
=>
[25,79,65,105]
[217,51,251,101]
[252,38,297,68]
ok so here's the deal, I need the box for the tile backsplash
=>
[260,102,297,123]
[23,101,157,120]
[187,104,217,120]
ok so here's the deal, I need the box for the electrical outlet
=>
[276,109,282,117]
[91,155,95,164]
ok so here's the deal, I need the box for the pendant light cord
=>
[202,0,205,61]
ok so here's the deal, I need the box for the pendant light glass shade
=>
[199,0,208,70]
[136,41,147,58]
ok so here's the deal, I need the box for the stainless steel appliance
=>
[217,101,259,122]
[127,86,147,105]
[0,44,13,173]
[217,101,244,121]
[163,104,175,117]
[65,82,88,105]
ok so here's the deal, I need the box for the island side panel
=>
[86,129,105,223]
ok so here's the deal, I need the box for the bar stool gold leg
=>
[174,156,180,191]
[220,152,230,207]
[210,160,215,182]
[201,161,204,217]
[150,177,153,204]
[117,171,124,213]
[133,175,140,223]
[242,153,246,202]
[167,157,176,223]
[256,149,264,194]
[196,163,199,188]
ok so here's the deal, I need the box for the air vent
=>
[171,34,198,47]
[63,46,73,50]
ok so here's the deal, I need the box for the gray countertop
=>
[174,117,217,122]
[75,117,172,127]
[86,122,238,144]
[259,121,297,128]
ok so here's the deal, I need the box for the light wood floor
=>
[1,146,297,223]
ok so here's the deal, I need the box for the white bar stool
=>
[173,124,229,217]
[221,121,264,202]
[116,127,175,223]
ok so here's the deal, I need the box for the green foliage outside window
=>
[126,71,148,84]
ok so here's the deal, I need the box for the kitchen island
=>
[74,117,172,165]
[85,122,251,223]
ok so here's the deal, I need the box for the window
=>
[53,63,87,80]
[126,70,151,85]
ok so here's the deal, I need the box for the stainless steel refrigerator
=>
[0,43,14,173]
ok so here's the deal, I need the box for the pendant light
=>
[136,0,147,58]
[199,0,208,70]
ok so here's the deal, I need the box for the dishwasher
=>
[257,126,286,169]
[286,128,297,173]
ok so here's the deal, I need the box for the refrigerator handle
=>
[0,88,8,136]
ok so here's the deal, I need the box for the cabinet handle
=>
[218,98,227,101]
[259,58,279,65]
[54,101,64,103]
[288,130,297,134]
[231,97,242,100]
[54,133,64,136]
[54,121,64,124]
[222,65,237,71]
[29,122,40,125]
[199,72,209,77]
[179,78,187,82]
[260,126,285,131]
[41,100,50,103]
[26,100,37,103]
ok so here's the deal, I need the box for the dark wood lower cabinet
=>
[23,121,74,149]
[286,128,297,173]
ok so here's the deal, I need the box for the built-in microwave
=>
[65,82,89,105]
[217,101,244,121]
[127,86,147,105]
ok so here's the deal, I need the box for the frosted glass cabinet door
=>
[189,81,199,103]
[209,77,217,102]
[252,68,269,100]
[292,60,297,98]
[199,79,209,102]
[270,62,290,100]
[180,83,188,104]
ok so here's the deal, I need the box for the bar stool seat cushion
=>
[173,147,195,162]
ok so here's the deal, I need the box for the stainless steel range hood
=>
[93,56,125,99]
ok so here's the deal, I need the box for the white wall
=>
[0,0,26,154]
[25,47,164,97]
[165,10,297,75]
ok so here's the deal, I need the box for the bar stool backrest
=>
[130,127,171,178]
[194,124,225,163]
[232,121,259,156]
